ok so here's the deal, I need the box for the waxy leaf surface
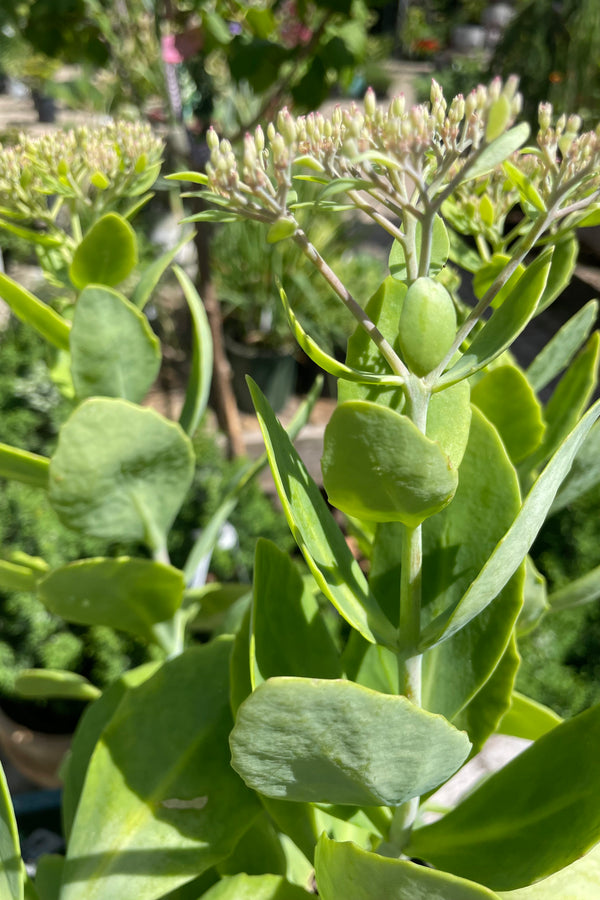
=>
[408,702,600,890]
[70,286,160,402]
[0,444,48,489]
[249,381,396,647]
[526,299,597,393]
[61,640,259,900]
[39,557,184,642]
[0,273,70,350]
[49,399,194,546]
[496,691,561,741]
[0,760,22,900]
[230,676,471,806]
[315,836,499,900]
[498,842,600,899]
[69,213,137,289]
[173,265,213,436]
[471,366,544,464]
[201,874,311,899]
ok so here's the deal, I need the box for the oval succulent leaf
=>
[399,278,457,376]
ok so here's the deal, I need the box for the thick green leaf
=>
[69,213,138,290]
[0,272,70,350]
[0,558,39,592]
[165,171,209,186]
[70,285,161,402]
[420,398,600,648]
[38,557,184,643]
[61,664,159,840]
[0,443,49,489]
[0,218,63,247]
[230,676,471,806]
[34,855,63,900]
[61,640,259,900]
[458,123,530,183]
[340,277,406,409]
[49,399,194,548]
[132,234,194,310]
[471,366,545,463]
[472,254,525,309]
[201,874,311,899]
[529,331,599,467]
[0,760,22,900]
[439,250,552,386]
[548,563,600,611]
[322,400,458,526]
[517,556,548,635]
[496,691,561,740]
[453,636,520,755]
[278,286,404,388]
[249,381,396,648]
[502,160,545,212]
[551,418,600,512]
[535,235,578,313]
[315,835,499,900]
[251,539,341,686]
[173,265,213,436]
[408,702,600,890]
[498,841,600,899]
[14,669,100,702]
[217,813,286,877]
[526,299,598,392]
[421,409,523,722]
[426,381,472,468]
[389,215,449,281]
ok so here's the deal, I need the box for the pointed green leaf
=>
[530,331,599,467]
[453,636,520,755]
[496,690,561,740]
[315,835,499,900]
[502,159,545,212]
[548,562,600,611]
[0,443,49,489]
[389,215,449,281]
[34,854,63,900]
[458,123,530,184]
[472,254,524,309]
[131,232,195,309]
[535,235,578,314]
[70,286,161,402]
[408,702,600,891]
[14,669,100,702]
[251,539,341,687]
[0,273,70,350]
[39,557,184,642]
[497,841,600,899]
[0,559,40,592]
[69,213,138,290]
[173,265,213,435]
[322,400,458,526]
[471,366,545,464]
[421,398,600,648]
[0,218,62,247]
[165,171,209,185]
[0,760,22,900]
[61,641,260,900]
[278,286,404,388]
[49,399,194,547]
[249,380,396,648]
[551,418,600,512]
[230,677,471,806]
[439,250,552,386]
[201,874,311,899]
[526,299,597,392]
[486,96,512,143]
[516,556,548,635]
[340,277,406,409]
[421,409,523,722]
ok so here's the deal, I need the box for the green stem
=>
[398,523,422,704]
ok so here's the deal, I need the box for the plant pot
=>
[0,705,71,789]
[31,90,56,124]
[225,335,297,414]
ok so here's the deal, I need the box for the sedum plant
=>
[2,79,600,899]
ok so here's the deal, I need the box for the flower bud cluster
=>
[536,103,600,203]
[0,121,163,222]
[203,78,524,220]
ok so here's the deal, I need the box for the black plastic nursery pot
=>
[225,334,297,414]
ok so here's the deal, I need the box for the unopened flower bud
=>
[538,103,552,131]
[364,87,376,118]
[255,125,265,152]
[206,128,219,152]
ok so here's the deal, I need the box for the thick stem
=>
[398,523,422,704]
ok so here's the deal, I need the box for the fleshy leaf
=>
[497,841,600,899]
[14,669,100,702]
[526,299,597,393]
[173,265,213,435]
[315,835,499,900]
[38,557,184,643]
[458,123,530,183]
[0,759,23,900]
[0,443,49,489]
[323,400,458,526]
[408,702,600,891]
[471,366,545,464]
[496,691,561,740]
[49,399,194,548]
[230,676,471,806]
[131,232,195,309]
[0,272,70,350]
[535,235,578,313]
[201,874,311,899]
[70,285,161,402]
[249,380,396,648]
[60,641,260,900]
[548,563,600,611]
[69,213,138,290]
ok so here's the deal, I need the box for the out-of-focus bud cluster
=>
[0,122,163,224]
[203,78,524,221]
[443,168,520,244]
[536,103,600,200]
